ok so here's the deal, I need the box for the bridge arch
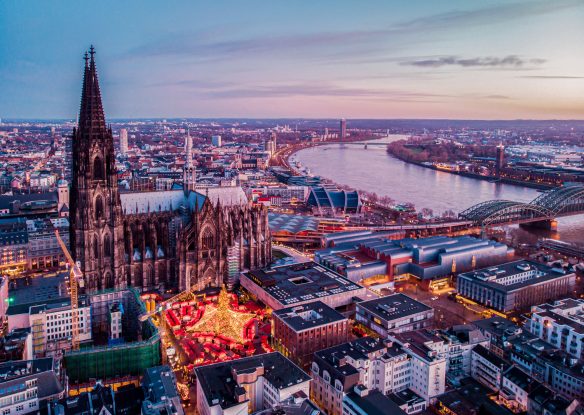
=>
[531,185,584,216]
[459,184,584,227]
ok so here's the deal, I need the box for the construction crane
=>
[55,230,84,350]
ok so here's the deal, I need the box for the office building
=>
[26,218,69,271]
[194,352,311,415]
[272,301,349,369]
[211,135,222,147]
[0,218,28,275]
[501,366,541,413]
[241,262,367,311]
[250,186,308,204]
[6,274,92,357]
[311,335,444,415]
[343,388,407,415]
[340,119,347,140]
[141,366,184,415]
[528,298,584,360]
[48,382,145,415]
[527,384,582,415]
[472,316,523,358]
[496,143,505,177]
[119,128,128,155]
[355,294,434,337]
[542,352,584,401]
[254,393,322,415]
[435,325,489,380]
[311,337,389,415]
[470,344,508,392]
[388,332,447,402]
[457,260,576,313]
[0,357,65,414]
[435,378,515,415]
[0,328,32,362]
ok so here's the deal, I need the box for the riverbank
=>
[385,150,556,191]
[292,141,584,244]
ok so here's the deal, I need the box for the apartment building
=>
[355,294,434,337]
[528,298,584,360]
[272,301,349,369]
[195,352,311,415]
[0,358,64,415]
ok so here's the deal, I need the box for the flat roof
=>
[7,272,89,316]
[345,390,406,415]
[437,378,514,415]
[273,301,347,332]
[194,352,310,410]
[243,262,363,307]
[357,293,432,322]
[458,260,572,292]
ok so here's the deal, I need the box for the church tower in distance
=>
[69,46,126,291]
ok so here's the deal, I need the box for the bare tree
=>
[380,196,394,207]
[442,209,457,219]
[421,208,433,218]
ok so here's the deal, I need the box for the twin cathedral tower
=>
[70,47,271,293]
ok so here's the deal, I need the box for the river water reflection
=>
[294,137,583,245]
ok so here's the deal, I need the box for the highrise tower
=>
[495,143,505,177]
[183,130,196,193]
[69,46,126,291]
[119,128,128,155]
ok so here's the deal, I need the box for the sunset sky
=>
[1,0,584,119]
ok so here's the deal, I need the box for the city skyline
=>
[1,0,584,120]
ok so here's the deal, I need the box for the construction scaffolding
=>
[64,287,161,384]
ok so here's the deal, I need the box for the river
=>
[293,136,584,245]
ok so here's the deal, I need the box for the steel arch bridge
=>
[459,185,584,226]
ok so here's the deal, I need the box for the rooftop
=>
[472,344,508,368]
[314,337,387,379]
[268,213,319,234]
[345,390,407,415]
[532,298,584,335]
[142,365,179,403]
[243,262,363,307]
[195,352,310,410]
[357,293,432,322]
[273,301,347,332]
[437,378,514,415]
[458,260,571,292]
[0,358,63,401]
[7,272,89,316]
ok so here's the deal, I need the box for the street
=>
[398,282,491,328]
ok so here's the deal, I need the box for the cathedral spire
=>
[78,45,107,136]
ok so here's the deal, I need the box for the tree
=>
[421,208,433,218]
[380,196,394,207]
[442,209,456,219]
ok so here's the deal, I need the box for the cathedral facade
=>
[69,47,271,293]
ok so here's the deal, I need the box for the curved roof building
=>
[307,187,361,216]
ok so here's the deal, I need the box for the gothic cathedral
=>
[69,47,271,293]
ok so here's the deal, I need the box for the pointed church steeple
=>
[70,46,125,292]
[78,46,107,137]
